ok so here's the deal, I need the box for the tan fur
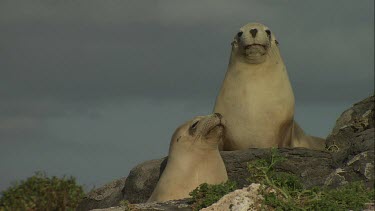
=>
[214,23,325,151]
[147,114,228,202]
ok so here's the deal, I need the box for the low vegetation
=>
[119,200,132,211]
[1,149,373,210]
[247,148,374,210]
[189,180,237,211]
[0,172,84,211]
[189,148,374,211]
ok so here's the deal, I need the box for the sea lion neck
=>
[168,144,218,159]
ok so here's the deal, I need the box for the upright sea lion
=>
[147,113,228,202]
[214,23,325,151]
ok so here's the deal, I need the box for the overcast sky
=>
[0,0,373,192]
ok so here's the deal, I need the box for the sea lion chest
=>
[214,61,295,148]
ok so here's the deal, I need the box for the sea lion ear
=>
[275,40,279,45]
[231,39,238,48]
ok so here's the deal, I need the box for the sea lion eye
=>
[265,30,271,37]
[237,31,243,37]
[189,121,199,135]
[190,121,199,129]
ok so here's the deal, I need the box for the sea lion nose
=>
[214,113,222,119]
[250,28,258,38]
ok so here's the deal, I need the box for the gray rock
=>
[325,95,374,188]
[326,95,374,164]
[91,199,192,211]
[122,148,333,204]
[222,148,333,189]
[77,177,126,211]
[122,158,167,203]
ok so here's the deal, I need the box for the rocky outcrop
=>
[324,95,374,188]
[78,95,374,211]
[326,96,374,161]
[121,148,334,204]
[77,177,127,211]
[122,148,333,204]
[122,158,168,203]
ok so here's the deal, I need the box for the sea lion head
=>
[170,113,225,152]
[231,23,279,64]
[148,113,228,203]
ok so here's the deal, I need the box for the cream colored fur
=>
[214,23,325,151]
[147,114,228,202]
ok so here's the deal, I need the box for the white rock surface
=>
[201,183,264,211]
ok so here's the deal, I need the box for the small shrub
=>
[307,182,375,211]
[189,181,237,211]
[0,172,84,211]
[247,148,374,210]
[247,148,301,200]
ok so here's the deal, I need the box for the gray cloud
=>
[1,1,373,106]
